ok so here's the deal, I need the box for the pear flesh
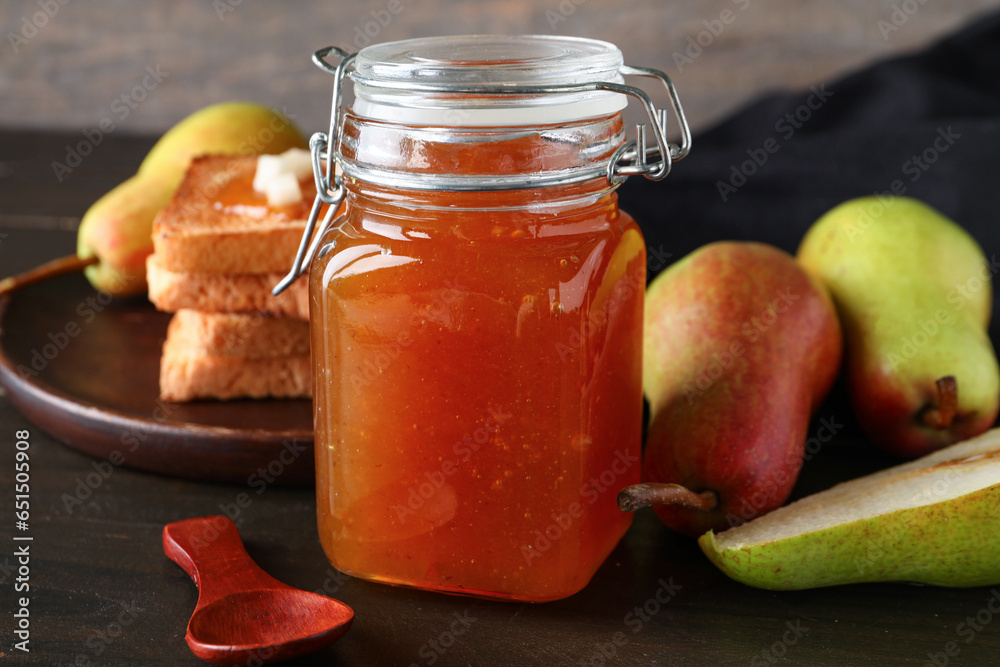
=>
[700,429,1000,589]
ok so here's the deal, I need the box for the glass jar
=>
[278,35,690,602]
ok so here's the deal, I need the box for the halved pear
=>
[699,429,1000,589]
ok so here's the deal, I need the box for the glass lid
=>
[350,35,629,126]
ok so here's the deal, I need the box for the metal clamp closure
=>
[273,47,353,296]
[273,45,691,295]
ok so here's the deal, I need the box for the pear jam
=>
[305,35,686,601]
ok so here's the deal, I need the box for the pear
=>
[75,173,174,296]
[138,101,306,193]
[699,428,1000,589]
[73,102,306,296]
[618,242,843,536]
[797,196,1000,458]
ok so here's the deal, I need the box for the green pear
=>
[138,101,306,192]
[797,196,1000,458]
[76,102,306,295]
[699,428,1000,589]
[77,173,173,296]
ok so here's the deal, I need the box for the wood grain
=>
[1,0,997,137]
[0,270,315,485]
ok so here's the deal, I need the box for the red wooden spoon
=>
[163,515,354,665]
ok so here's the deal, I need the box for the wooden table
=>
[2,130,998,666]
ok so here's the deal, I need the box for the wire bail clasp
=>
[605,65,692,185]
[273,47,354,296]
[274,43,693,295]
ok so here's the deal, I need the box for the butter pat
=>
[252,154,285,193]
[277,147,313,180]
[253,147,312,206]
[265,172,303,207]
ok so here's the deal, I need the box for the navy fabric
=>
[621,10,1000,345]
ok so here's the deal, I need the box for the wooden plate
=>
[0,271,314,485]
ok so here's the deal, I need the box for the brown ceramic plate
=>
[0,271,313,485]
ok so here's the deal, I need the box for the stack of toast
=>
[147,154,315,402]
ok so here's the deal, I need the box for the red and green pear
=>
[797,196,999,458]
[620,242,842,536]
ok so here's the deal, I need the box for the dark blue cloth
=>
[620,11,1000,444]
[622,11,1000,343]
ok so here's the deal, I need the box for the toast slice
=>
[160,348,312,402]
[146,255,309,320]
[152,154,317,275]
[167,309,310,358]
[160,310,311,402]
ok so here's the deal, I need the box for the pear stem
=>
[0,254,98,297]
[617,483,719,513]
[921,376,958,430]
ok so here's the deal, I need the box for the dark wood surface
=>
[0,271,314,485]
[2,130,1000,666]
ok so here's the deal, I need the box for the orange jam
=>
[289,33,692,602]
[209,167,316,220]
[309,109,645,601]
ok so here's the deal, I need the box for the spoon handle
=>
[163,515,271,605]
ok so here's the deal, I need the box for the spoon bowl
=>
[164,516,354,666]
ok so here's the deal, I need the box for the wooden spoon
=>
[163,515,354,665]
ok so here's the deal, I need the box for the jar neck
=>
[344,177,619,211]
[341,177,621,249]
[337,110,627,193]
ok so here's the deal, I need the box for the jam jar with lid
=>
[276,34,691,602]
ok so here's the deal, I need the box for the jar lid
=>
[350,35,629,126]
[272,38,693,296]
